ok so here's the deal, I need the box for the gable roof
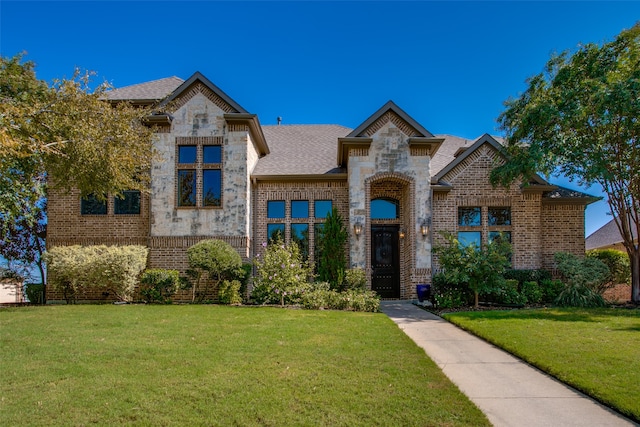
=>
[586,218,638,250]
[346,100,434,138]
[159,71,248,113]
[105,76,184,103]
[253,125,351,178]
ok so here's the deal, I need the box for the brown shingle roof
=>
[254,125,350,176]
[586,218,638,250]
[105,76,184,101]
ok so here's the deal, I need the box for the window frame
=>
[176,138,223,209]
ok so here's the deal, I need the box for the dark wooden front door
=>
[371,225,400,298]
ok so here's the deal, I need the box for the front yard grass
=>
[443,308,640,422]
[1,305,489,426]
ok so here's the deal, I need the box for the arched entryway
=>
[366,174,414,299]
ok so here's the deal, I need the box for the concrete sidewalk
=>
[380,301,637,427]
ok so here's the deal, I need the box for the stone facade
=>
[45,72,596,302]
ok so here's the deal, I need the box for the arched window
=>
[371,198,399,219]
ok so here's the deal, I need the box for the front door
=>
[371,225,400,298]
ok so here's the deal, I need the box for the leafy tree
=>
[0,198,46,284]
[316,207,348,289]
[489,25,640,302]
[186,239,243,302]
[434,233,512,308]
[1,54,158,295]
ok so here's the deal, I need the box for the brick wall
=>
[541,203,586,269]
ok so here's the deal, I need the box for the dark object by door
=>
[371,226,400,298]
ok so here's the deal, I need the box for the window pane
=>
[267,224,285,244]
[458,207,481,226]
[203,145,221,164]
[291,224,309,261]
[458,231,481,248]
[489,231,511,244]
[314,223,324,273]
[178,169,196,206]
[314,200,332,219]
[81,194,107,215]
[291,200,309,218]
[488,207,511,226]
[371,198,398,219]
[114,191,141,215]
[267,201,285,218]
[203,169,221,207]
[178,145,197,163]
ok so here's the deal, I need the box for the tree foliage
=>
[1,55,159,291]
[316,207,348,289]
[434,233,512,307]
[490,24,640,302]
[186,239,243,302]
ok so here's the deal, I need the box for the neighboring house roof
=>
[586,218,639,250]
[105,76,184,102]
[255,125,351,177]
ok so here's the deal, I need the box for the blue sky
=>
[1,0,639,237]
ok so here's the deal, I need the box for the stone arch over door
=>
[365,173,415,299]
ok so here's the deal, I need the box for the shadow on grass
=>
[442,307,640,324]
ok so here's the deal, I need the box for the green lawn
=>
[1,305,489,426]
[443,308,640,422]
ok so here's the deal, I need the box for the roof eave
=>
[252,173,348,183]
[408,137,445,157]
[337,137,373,167]
[224,113,270,157]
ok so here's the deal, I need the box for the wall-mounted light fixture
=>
[399,228,406,239]
[354,222,363,236]
[420,220,430,237]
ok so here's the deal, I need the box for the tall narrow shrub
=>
[316,207,348,289]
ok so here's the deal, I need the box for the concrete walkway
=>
[380,300,638,427]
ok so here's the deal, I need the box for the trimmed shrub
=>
[300,283,380,312]
[503,269,552,286]
[44,245,148,303]
[343,268,366,291]
[186,239,243,303]
[521,281,543,304]
[218,279,243,305]
[482,279,526,305]
[316,207,348,289]
[140,269,181,303]
[540,279,564,303]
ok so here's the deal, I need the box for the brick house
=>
[46,72,598,302]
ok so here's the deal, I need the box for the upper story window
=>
[81,194,107,215]
[371,198,399,219]
[458,207,481,226]
[291,200,309,218]
[176,137,223,208]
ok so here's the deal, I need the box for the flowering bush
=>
[251,239,313,306]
